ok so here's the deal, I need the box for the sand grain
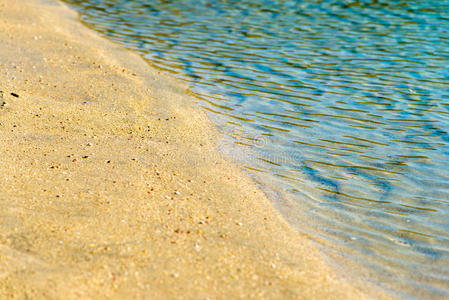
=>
[0,0,380,299]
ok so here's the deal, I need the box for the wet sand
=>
[0,0,382,298]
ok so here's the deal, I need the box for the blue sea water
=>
[63,0,449,297]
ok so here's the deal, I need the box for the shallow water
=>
[63,0,449,297]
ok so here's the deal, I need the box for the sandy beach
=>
[0,0,381,298]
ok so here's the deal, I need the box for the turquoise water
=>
[63,0,449,297]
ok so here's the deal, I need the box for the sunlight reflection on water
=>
[64,0,449,297]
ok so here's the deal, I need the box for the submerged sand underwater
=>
[0,0,387,298]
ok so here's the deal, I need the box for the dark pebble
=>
[10,92,19,98]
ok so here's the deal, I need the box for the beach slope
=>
[0,0,369,298]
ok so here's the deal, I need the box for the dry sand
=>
[0,0,382,298]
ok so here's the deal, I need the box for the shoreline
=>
[0,0,381,298]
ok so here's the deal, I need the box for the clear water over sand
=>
[64,0,449,297]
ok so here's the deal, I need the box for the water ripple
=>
[65,0,449,298]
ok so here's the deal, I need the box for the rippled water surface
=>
[63,0,449,297]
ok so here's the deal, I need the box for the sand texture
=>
[0,0,380,299]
